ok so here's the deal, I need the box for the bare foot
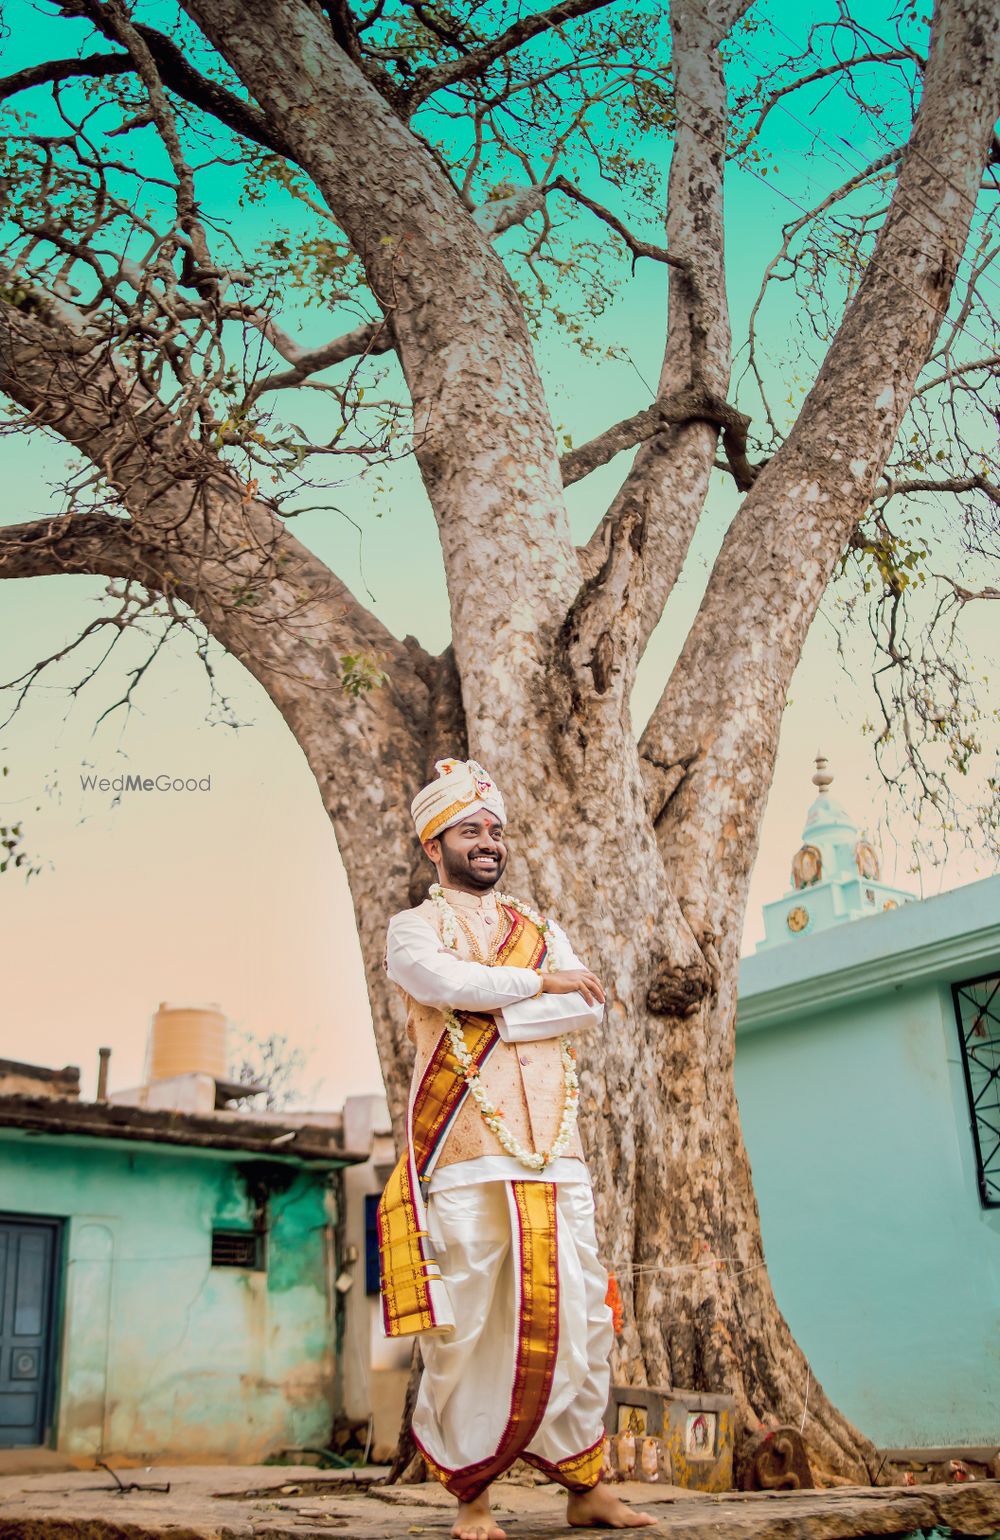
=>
[451,1492,507,1540]
[567,1481,658,1528]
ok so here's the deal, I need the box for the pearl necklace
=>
[428,883,580,1173]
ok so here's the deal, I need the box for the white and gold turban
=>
[411,758,506,844]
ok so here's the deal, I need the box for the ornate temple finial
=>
[812,752,833,794]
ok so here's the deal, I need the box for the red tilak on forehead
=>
[455,811,505,833]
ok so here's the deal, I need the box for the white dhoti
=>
[411,1177,613,1501]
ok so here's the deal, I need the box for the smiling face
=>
[423,808,508,893]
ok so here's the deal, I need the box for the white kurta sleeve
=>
[385,910,543,1012]
[498,917,605,1044]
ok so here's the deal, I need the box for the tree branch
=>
[50,0,291,155]
[399,0,623,115]
[241,319,391,404]
[934,576,1000,600]
[0,53,130,101]
[179,0,583,754]
[638,0,999,945]
[572,0,735,664]
[876,472,1000,506]
[733,51,921,155]
[0,511,151,583]
[562,390,759,491]
[561,405,660,486]
[549,177,689,271]
[916,352,1000,394]
[745,146,903,436]
[245,168,660,406]
[0,282,436,1116]
[0,284,412,679]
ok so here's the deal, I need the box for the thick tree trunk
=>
[339,784,874,1479]
[629,921,876,1480]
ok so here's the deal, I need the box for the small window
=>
[364,1193,381,1296]
[952,972,1000,1208]
[211,1229,266,1270]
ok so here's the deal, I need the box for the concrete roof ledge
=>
[737,873,1000,1033]
[0,1093,370,1164]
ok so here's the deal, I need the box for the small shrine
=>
[756,753,914,949]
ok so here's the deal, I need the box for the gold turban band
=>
[411,758,506,845]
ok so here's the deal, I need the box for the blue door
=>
[0,1218,59,1447]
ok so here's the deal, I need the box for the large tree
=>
[1,0,997,1480]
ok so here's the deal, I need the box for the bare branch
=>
[473,183,549,238]
[245,167,665,407]
[935,577,1000,600]
[241,320,391,403]
[102,0,210,281]
[733,51,920,155]
[572,0,734,658]
[178,0,585,728]
[561,405,660,485]
[917,352,1000,394]
[0,512,152,584]
[49,0,290,155]
[877,472,1000,506]
[745,146,903,434]
[0,53,130,101]
[243,176,572,404]
[562,390,760,490]
[0,285,412,679]
[399,0,623,114]
[548,177,688,271]
[639,0,998,928]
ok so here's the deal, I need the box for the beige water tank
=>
[148,1002,228,1083]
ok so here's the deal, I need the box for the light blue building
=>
[0,1074,365,1461]
[737,762,1000,1449]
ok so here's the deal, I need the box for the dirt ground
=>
[0,1463,999,1540]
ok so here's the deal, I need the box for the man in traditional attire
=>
[378,758,655,1539]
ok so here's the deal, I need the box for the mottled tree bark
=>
[2,0,997,1483]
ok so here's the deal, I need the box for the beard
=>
[440,839,507,891]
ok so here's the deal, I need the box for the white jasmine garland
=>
[428,882,574,970]
[429,881,581,1172]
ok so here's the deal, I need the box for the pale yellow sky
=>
[0,575,378,1104]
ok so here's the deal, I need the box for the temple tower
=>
[755,753,914,949]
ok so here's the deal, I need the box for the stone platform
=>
[1,1463,999,1540]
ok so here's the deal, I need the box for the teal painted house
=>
[737,762,1000,1449]
[0,1077,364,1462]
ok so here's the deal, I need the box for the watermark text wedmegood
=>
[80,773,212,793]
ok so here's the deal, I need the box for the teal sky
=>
[0,0,995,1104]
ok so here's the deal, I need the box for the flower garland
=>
[429,882,580,1173]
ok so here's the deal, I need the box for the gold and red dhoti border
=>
[521,1434,607,1492]
[411,1178,612,1502]
[376,905,547,1338]
[414,1181,559,1501]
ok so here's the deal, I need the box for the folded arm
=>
[385,910,543,1012]
[499,918,605,1044]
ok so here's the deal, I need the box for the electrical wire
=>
[669,86,1000,361]
[719,16,1000,303]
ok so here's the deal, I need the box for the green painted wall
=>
[736,877,1000,1447]
[0,1132,338,1462]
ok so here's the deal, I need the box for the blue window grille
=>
[952,971,1000,1208]
[364,1193,382,1295]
